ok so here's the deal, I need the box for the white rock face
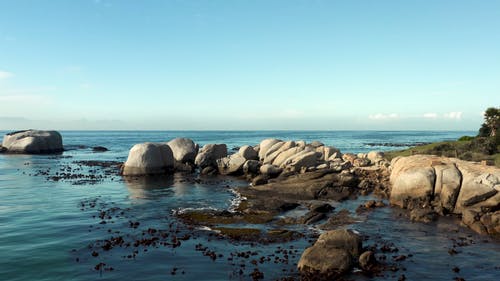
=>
[194,144,227,168]
[167,138,199,163]
[258,139,282,160]
[273,147,305,167]
[2,130,63,154]
[390,155,500,213]
[264,141,296,164]
[122,143,174,176]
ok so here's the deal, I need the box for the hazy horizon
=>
[1,0,499,131]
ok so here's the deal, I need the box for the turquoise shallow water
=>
[1,130,499,281]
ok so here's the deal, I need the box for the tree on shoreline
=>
[478,107,500,138]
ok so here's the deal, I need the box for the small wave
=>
[228,189,247,213]
[172,206,220,215]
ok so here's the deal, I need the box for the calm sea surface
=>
[1,130,499,281]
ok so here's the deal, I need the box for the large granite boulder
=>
[273,146,305,167]
[390,155,500,235]
[1,130,63,154]
[258,138,282,160]
[167,138,199,163]
[194,144,227,168]
[282,150,319,172]
[216,153,246,175]
[263,141,296,164]
[238,145,258,161]
[122,143,174,176]
[390,155,436,208]
[298,229,362,279]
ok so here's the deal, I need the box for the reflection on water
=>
[123,175,175,199]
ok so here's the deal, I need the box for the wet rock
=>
[410,208,438,223]
[359,250,377,271]
[298,229,361,279]
[309,203,334,213]
[302,212,326,224]
[251,175,268,186]
[201,166,218,176]
[480,211,500,235]
[320,209,356,229]
[278,202,300,212]
[92,146,108,152]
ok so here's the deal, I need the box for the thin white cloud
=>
[368,113,399,120]
[443,112,463,120]
[0,70,13,80]
[423,113,438,119]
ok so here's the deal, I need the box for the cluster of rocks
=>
[0,129,63,154]
[390,155,500,235]
[121,137,388,181]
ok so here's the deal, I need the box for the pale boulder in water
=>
[122,143,174,176]
[167,138,199,163]
[1,129,63,154]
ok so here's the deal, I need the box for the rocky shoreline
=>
[2,130,499,280]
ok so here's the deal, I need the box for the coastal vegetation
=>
[386,107,500,167]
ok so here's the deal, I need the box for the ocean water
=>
[1,130,499,281]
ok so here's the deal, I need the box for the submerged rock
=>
[92,146,108,152]
[2,129,63,154]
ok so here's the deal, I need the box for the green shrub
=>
[468,137,497,155]
[458,136,474,141]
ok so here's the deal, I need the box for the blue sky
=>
[0,0,498,130]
